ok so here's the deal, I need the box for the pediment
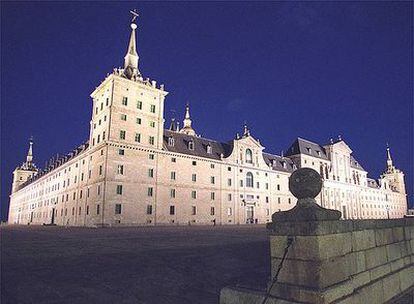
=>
[332,141,353,153]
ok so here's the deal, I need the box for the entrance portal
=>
[246,206,254,224]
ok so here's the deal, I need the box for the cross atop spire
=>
[27,136,34,163]
[123,10,141,79]
[386,143,393,169]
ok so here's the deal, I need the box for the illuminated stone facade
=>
[8,19,408,226]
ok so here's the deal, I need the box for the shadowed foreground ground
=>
[1,225,270,304]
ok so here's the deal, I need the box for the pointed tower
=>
[381,145,406,194]
[12,138,38,193]
[123,14,141,79]
[179,104,196,136]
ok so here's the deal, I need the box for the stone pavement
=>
[1,225,270,304]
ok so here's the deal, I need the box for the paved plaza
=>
[1,225,270,304]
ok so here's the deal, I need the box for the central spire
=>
[123,10,141,79]
[386,143,393,169]
[26,136,33,163]
[179,104,196,136]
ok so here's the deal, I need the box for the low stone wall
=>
[267,218,414,304]
[220,168,414,304]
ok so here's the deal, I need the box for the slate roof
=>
[285,137,329,160]
[163,130,233,160]
[350,155,365,171]
[367,178,380,189]
[262,153,296,173]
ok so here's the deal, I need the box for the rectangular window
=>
[278,197,281,204]
[256,182,260,188]
[117,165,124,175]
[210,164,215,169]
[170,189,176,198]
[150,104,156,113]
[149,121,156,128]
[211,192,215,200]
[86,205,89,215]
[148,187,153,197]
[227,178,232,186]
[266,196,269,203]
[148,168,154,178]
[266,209,270,216]
[118,149,125,155]
[80,190,83,199]
[171,171,176,180]
[149,154,154,160]
[147,205,153,215]
[191,190,197,199]
[136,117,142,124]
[115,204,122,214]
[135,133,141,143]
[122,97,128,106]
[210,176,215,184]
[170,206,175,215]
[210,207,215,216]
[116,185,123,195]
[192,206,197,215]
[137,101,142,110]
[106,98,109,106]
[149,136,155,145]
[120,114,127,121]
[120,130,126,140]
[97,205,100,215]
[171,157,176,163]
[228,193,232,201]
[227,208,232,216]
[266,183,269,190]
[277,184,280,191]
[192,174,197,182]
[192,161,197,166]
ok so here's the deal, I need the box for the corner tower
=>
[89,11,168,150]
[12,138,38,193]
[381,145,406,194]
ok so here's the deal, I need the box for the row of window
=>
[121,97,156,113]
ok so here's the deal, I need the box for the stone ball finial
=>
[289,168,322,199]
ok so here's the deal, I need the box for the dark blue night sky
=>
[1,2,412,220]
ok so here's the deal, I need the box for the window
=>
[192,161,197,166]
[246,149,253,164]
[149,136,155,145]
[147,205,153,215]
[171,157,176,162]
[210,176,215,184]
[170,206,175,215]
[117,165,124,175]
[278,197,281,204]
[136,117,142,124]
[211,192,215,200]
[115,204,122,214]
[97,205,100,215]
[227,178,232,186]
[106,98,109,106]
[120,130,126,140]
[207,145,212,154]
[191,190,197,199]
[122,97,128,106]
[192,206,197,215]
[277,184,281,191]
[118,149,125,155]
[227,208,232,216]
[192,174,197,182]
[116,185,123,195]
[210,164,215,169]
[86,206,89,215]
[137,101,142,110]
[240,180,243,187]
[210,207,215,216]
[228,193,232,201]
[246,172,254,187]
[150,104,156,113]
[149,121,156,128]
[102,131,106,140]
[188,141,194,150]
[148,187,153,197]
[148,168,154,178]
[149,154,154,160]
[135,133,141,143]
[170,189,176,198]
[171,171,176,180]
[168,137,175,147]
[97,185,101,195]
[120,114,127,121]
[256,182,260,188]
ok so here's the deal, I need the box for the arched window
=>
[246,149,253,164]
[168,137,175,147]
[188,140,194,150]
[246,172,254,188]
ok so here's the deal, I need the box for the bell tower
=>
[381,145,406,194]
[12,138,38,193]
